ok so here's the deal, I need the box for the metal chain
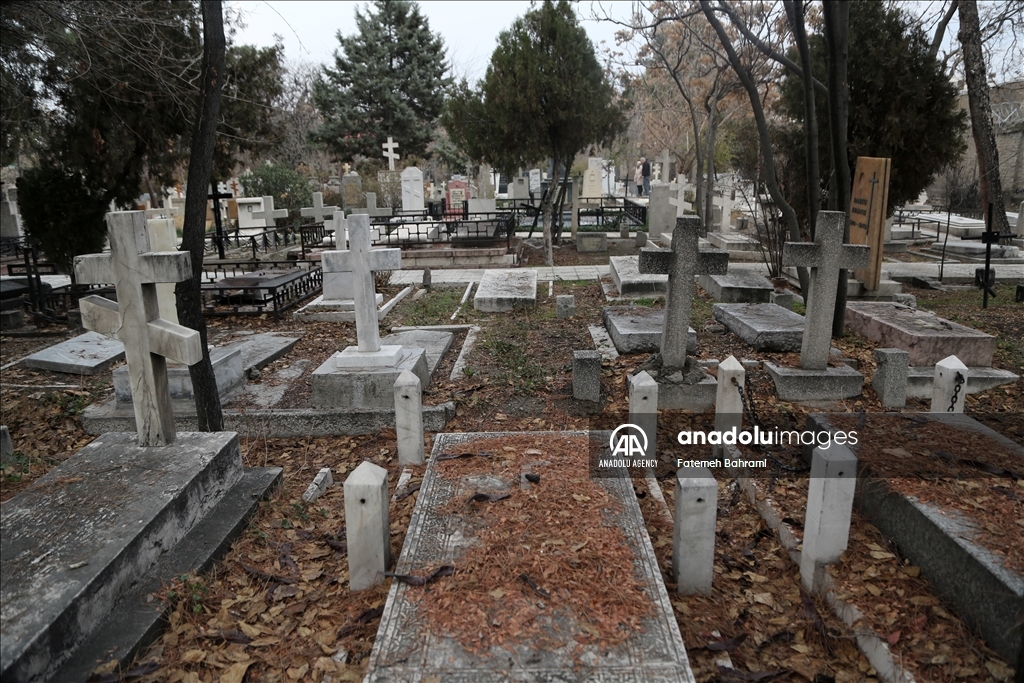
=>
[947,371,965,412]
[732,377,810,473]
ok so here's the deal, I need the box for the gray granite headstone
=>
[473,270,538,312]
[555,294,576,319]
[873,348,909,408]
[572,349,601,402]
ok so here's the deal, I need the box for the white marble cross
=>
[639,216,729,370]
[300,192,338,223]
[782,211,871,370]
[382,136,400,171]
[251,195,288,225]
[74,211,202,446]
[321,214,401,366]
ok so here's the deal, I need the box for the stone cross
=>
[161,196,181,217]
[782,211,870,370]
[321,214,401,363]
[74,211,202,447]
[251,195,288,225]
[300,192,338,223]
[639,216,728,370]
[382,136,399,171]
[342,162,351,174]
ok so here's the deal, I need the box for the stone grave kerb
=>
[251,195,288,225]
[321,215,403,367]
[782,211,870,370]
[639,216,728,370]
[74,211,203,446]
[300,192,338,223]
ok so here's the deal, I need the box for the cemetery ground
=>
[1,272,1022,681]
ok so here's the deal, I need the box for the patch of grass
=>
[633,297,658,307]
[792,302,807,316]
[480,333,547,393]
[691,296,714,326]
[399,287,468,326]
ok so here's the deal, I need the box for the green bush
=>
[240,164,313,223]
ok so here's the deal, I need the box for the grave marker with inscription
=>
[848,157,891,291]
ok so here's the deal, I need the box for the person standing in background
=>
[641,157,651,196]
[634,158,644,196]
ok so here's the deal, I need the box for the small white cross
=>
[300,192,339,223]
[382,136,400,171]
[251,195,288,225]
[74,211,203,446]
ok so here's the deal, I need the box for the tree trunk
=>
[823,2,851,338]
[703,95,720,232]
[177,0,225,432]
[787,0,820,233]
[958,0,1012,235]
[700,0,809,294]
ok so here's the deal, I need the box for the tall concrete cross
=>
[382,136,400,171]
[783,211,870,370]
[657,148,672,182]
[74,211,202,447]
[639,216,729,370]
[321,214,401,362]
[251,195,288,225]
[300,192,338,223]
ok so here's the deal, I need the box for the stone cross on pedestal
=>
[382,136,399,171]
[300,192,338,223]
[639,216,728,370]
[322,214,402,366]
[74,211,202,447]
[161,196,181,217]
[782,211,870,370]
[251,195,288,225]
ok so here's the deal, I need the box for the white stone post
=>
[713,356,745,458]
[800,444,858,593]
[629,371,658,463]
[673,468,717,595]
[394,370,424,466]
[930,355,969,413]
[344,461,391,591]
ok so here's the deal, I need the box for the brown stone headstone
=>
[848,156,891,291]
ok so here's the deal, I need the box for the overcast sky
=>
[229,1,634,83]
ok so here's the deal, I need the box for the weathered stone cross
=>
[74,211,202,446]
[300,192,338,223]
[382,136,400,171]
[656,147,672,182]
[251,195,288,226]
[782,211,870,370]
[321,214,402,365]
[639,216,729,370]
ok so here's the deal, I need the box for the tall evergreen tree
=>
[312,0,449,161]
[443,0,624,265]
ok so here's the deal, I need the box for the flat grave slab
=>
[292,292,383,322]
[382,329,454,378]
[220,331,302,373]
[712,303,804,351]
[698,272,773,303]
[1,432,241,681]
[845,302,995,366]
[364,431,694,683]
[113,346,242,404]
[602,306,696,354]
[311,347,429,410]
[705,232,761,251]
[474,269,537,312]
[21,331,125,375]
[913,212,986,237]
[609,255,667,295]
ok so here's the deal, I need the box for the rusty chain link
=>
[947,371,965,412]
[732,376,810,473]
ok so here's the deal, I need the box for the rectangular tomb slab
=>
[699,272,773,303]
[603,306,696,354]
[1,431,242,682]
[713,303,804,352]
[609,255,668,295]
[22,331,125,375]
[364,431,695,683]
[844,302,995,366]
[382,329,454,378]
[473,269,537,312]
[311,347,429,409]
[113,346,243,404]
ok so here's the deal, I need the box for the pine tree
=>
[312,0,449,161]
[443,0,625,265]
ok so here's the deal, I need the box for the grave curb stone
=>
[803,413,1024,665]
[763,362,864,402]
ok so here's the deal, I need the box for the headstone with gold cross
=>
[74,211,202,446]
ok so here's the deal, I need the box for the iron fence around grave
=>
[577,197,647,229]
[204,226,299,260]
[199,259,321,321]
[369,207,519,249]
